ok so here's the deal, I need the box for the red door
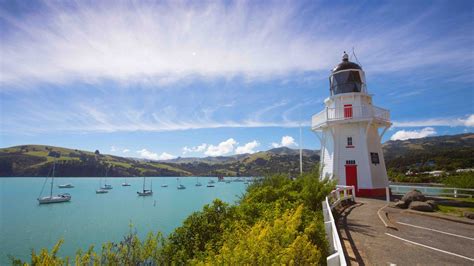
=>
[345,165,358,192]
[344,104,353,118]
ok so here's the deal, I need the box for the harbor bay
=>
[0,177,248,264]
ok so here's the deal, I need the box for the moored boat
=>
[37,159,72,204]
[58,184,74,188]
[137,177,153,196]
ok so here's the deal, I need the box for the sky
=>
[0,0,473,160]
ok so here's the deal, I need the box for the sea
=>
[0,177,248,264]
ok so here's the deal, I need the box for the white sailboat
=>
[177,178,186,190]
[58,183,74,188]
[37,159,71,204]
[101,166,113,190]
[122,177,131,186]
[96,178,108,194]
[137,177,153,196]
[195,177,202,187]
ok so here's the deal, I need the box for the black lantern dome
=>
[332,52,362,72]
[329,52,365,96]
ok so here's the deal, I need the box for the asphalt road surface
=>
[338,198,474,265]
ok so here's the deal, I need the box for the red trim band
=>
[356,188,386,197]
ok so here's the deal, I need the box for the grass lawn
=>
[436,197,474,217]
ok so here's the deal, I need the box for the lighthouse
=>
[312,52,391,197]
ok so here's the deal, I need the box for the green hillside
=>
[0,145,191,177]
[1,133,473,177]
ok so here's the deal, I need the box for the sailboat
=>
[195,177,202,187]
[101,166,113,190]
[58,183,74,188]
[177,178,186,190]
[96,178,108,194]
[122,177,131,186]
[37,159,71,204]
[137,177,153,196]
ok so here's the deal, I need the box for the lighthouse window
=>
[330,71,363,95]
[346,160,356,165]
[370,152,380,165]
[347,137,353,147]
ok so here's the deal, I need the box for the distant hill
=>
[0,145,191,177]
[0,133,472,177]
[382,133,474,172]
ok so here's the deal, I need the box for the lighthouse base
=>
[356,188,387,197]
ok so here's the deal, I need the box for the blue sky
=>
[0,0,473,160]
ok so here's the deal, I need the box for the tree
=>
[95,150,100,155]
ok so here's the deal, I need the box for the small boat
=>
[177,178,186,190]
[137,177,153,196]
[161,184,168,187]
[195,177,202,187]
[58,184,74,188]
[217,176,224,182]
[101,167,113,189]
[121,177,131,186]
[225,180,231,184]
[208,179,216,184]
[207,184,215,187]
[96,189,108,194]
[38,193,71,204]
[37,159,72,204]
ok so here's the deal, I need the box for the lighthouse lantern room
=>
[312,52,391,197]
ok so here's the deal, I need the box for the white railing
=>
[390,185,474,198]
[312,105,390,129]
[323,185,355,266]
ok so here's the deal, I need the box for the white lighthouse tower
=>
[312,52,391,197]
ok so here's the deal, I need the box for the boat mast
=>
[50,159,56,197]
[143,177,146,192]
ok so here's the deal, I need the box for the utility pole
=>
[299,125,303,175]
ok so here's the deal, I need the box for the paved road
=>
[337,198,474,265]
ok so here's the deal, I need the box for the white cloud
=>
[271,136,297,148]
[183,143,208,154]
[204,138,237,156]
[392,114,474,128]
[136,149,176,160]
[111,146,130,154]
[390,127,437,141]
[235,140,260,154]
[158,152,177,160]
[136,149,159,160]
[463,114,474,127]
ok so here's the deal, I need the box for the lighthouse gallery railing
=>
[312,105,390,129]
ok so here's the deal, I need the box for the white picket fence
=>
[322,185,355,266]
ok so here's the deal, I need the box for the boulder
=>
[394,200,407,209]
[426,200,438,210]
[401,189,426,205]
[464,211,474,219]
[409,201,433,212]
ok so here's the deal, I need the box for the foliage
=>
[12,167,334,265]
[443,172,474,189]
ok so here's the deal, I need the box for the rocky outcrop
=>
[409,201,434,212]
[401,189,426,205]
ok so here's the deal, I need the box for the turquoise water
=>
[0,177,248,264]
